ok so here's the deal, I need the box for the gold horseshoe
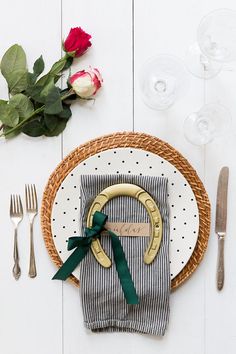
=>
[86,183,163,268]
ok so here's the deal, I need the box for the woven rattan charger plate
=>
[41,132,211,290]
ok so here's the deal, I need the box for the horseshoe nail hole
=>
[95,168,98,170]
[130,151,133,153]
[61,187,64,190]
[171,205,174,208]
[161,161,164,164]
[108,162,111,165]
[59,251,62,254]
[146,154,149,157]
[139,173,143,176]
[177,249,180,252]
[53,218,55,221]
[63,226,65,229]
[179,195,182,198]
[184,222,187,225]
[67,198,70,201]
[128,171,131,173]
[171,183,174,186]
[55,202,58,205]
[183,208,186,211]
[181,261,184,264]
[170,239,173,242]
[122,160,125,163]
[73,219,75,222]
[74,231,77,234]
[75,207,78,210]
[113,151,117,154]
[161,173,164,176]
[116,171,119,174]
[74,186,77,188]
[174,171,177,174]
[173,228,176,231]
[149,166,152,169]
[184,183,187,186]
[182,236,185,239]
[174,216,176,219]
[98,155,100,158]
[63,212,66,215]
[136,162,139,164]
[53,235,56,238]
[71,173,74,176]
[83,163,86,166]
[171,273,173,277]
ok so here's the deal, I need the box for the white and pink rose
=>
[69,68,103,98]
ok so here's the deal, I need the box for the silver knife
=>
[215,166,229,290]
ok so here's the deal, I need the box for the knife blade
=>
[215,166,229,290]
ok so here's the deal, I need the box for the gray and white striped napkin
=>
[79,174,170,335]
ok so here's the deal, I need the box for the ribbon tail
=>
[109,231,139,305]
[52,245,90,280]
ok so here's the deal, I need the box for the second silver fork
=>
[25,184,38,278]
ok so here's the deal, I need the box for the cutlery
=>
[10,195,23,280]
[215,166,229,290]
[25,184,38,278]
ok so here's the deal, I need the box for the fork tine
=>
[33,185,38,211]
[13,194,17,214]
[18,195,23,215]
[30,184,35,210]
[10,195,13,215]
[25,184,29,210]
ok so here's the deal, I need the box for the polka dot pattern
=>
[51,148,199,280]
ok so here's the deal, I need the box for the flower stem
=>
[0,89,75,138]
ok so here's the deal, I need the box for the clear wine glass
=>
[139,55,189,110]
[184,103,231,145]
[186,8,236,79]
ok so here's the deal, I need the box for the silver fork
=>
[25,184,38,278]
[10,195,23,280]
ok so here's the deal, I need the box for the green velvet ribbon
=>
[53,211,139,305]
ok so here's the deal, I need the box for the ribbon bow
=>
[53,211,139,305]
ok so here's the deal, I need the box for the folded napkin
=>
[79,174,170,335]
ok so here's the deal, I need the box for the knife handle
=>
[217,235,225,290]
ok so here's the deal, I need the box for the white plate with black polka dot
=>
[51,148,199,280]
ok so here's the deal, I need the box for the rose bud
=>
[64,27,92,57]
[69,68,102,98]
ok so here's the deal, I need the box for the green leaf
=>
[0,99,7,105]
[22,118,45,137]
[33,55,44,77]
[1,44,26,79]
[44,119,67,137]
[58,104,72,120]
[44,114,58,132]
[0,104,19,127]
[63,56,73,71]
[44,86,63,114]
[9,94,34,118]
[50,57,67,76]
[7,69,28,94]
[30,77,54,103]
[3,125,22,139]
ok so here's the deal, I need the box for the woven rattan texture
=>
[41,132,211,290]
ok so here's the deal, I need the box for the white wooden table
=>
[0,1,236,353]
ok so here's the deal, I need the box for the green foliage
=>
[0,44,79,139]
[0,104,19,127]
[0,44,28,94]
[9,94,34,118]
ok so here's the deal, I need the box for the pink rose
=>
[69,68,102,98]
[64,27,92,57]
